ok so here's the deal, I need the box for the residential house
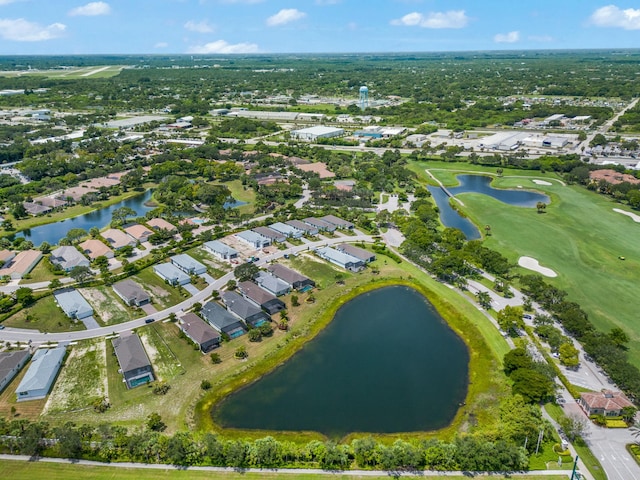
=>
[79,239,114,260]
[101,228,136,250]
[146,218,176,232]
[252,226,287,244]
[170,254,207,275]
[336,243,376,263]
[266,264,315,291]
[286,219,318,236]
[0,250,42,279]
[49,246,90,272]
[255,271,291,297]
[153,262,191,286]
[315,246,364,272]
[201,301,246,338]
[112,333,154,389]
[268,222,303,239]
[124,224,153,243]
[320,214,355,230]
[15,347,66,401]
[23,202,51,216]
[304,217,336,232]
[53,288,94,319]
[238,281,286,314]
[221,291,271,328]
[0,350,30,393]
[578,390,635,417]
[112,279,151,307]
[203,240,238,260]
[236,230,271,249]
[179,313,221,353]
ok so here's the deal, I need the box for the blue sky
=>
[1,1,640,55]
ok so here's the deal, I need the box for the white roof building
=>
[291,126,344,142]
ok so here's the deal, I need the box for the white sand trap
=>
[613,208,640,223]
[518,256,557,277]
[533,179,552,186]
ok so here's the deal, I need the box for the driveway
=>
[183,284,199,295]
[200,273,215,284]
[80,316,100,330]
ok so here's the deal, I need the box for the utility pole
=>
[571,455,580,480]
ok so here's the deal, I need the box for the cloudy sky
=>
[0,0,639,55]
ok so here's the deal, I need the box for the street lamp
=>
[571,455,580,480]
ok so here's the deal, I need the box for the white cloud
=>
[154,42,168,48]
[0,1,18,5]
[494,31,519,43]
[0,18,66,41]
[187,39,259,54]
[590,5,640,30]
[69,2,111,17]
[391,10,469,29]
[184,20,214,33]
[266,8,306,27]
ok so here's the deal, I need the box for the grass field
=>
[411,161,640,367]
[184,246,231,279]
[138,325,186,382]
[288,253,350,288]
[133,268,188,308]
[3,295,85,333]
[80,286,140,326]
[19,260,58,284]
[214,179,256,215]
[0,460,570,480]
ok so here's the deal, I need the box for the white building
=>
[291,126,344,142]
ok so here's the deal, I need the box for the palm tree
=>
[484,224,492,236]
[536,202,547,214]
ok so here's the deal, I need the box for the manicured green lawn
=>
[213,179,256,215]
[19,259,58,284]
[0,460,570,480]
[133,268,189,308]
[184,246,230,278]
[413,161,640,367]
[288,253,350,288]
[3,295,85,333]
[138,324,186,382]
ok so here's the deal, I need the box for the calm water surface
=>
[213,286,469,436]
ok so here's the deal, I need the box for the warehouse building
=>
[291,126,344,142]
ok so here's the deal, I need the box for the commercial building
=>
[170,254,207,275]
[112,279,151,307]
[0,350,30,393]
[112,334,154,389]
[203,240,238,260]
[53,288,94,320]
[291,126,344,142]
[201,301,246,338]
[153,262,191,286]
[578,390,635,417]
[179,313,221,353]
[15,347,66,401]
[49,246,90,272]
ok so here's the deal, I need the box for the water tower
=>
[359,85,369,110]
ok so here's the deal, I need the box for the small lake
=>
[15,190,155,246]
[429,175,550,240]
[213,285,469,437]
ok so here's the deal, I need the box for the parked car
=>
[145,319,155,324]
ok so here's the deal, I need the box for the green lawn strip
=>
[287,253,351,288]
[19,260,59,284]
[528,440,574,470]
[184,246,231,278]
[138,324,185,382]
[133,268,188,309]
[44,338,106,414]
[2,188,152,239]
[3,295,84,333]
[544,403,607,480]
[0,460,570,480]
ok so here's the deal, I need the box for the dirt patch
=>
[518,256,557,278]
[139,331,162,381]
[613,208,640,223]
[146,284,171,300]
[81,287,128,324]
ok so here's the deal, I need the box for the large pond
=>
[428,175,550,240]
[213,285,469,437]
[15,190,155,246]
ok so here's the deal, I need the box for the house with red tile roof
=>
[578,390,634,417]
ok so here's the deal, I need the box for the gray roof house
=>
[112,279,151,307]
[255,271,291,297]
[201,301,246,338]
[285,219,318,235]
[221,291,271,328]
[179,313,221,353]
[0,350,30,393]
[112,333,154,389]
[315,246,364,272]
[266,264,315,291]
[15,347,66,401]
[337,243,376,263]
[269,222,303,239]
[203,240,238,260]
[236,230,271,249]
[252,226,287,243]
[49,246,90,272]
[153,262,191,286]
[238,281,286,315]
[321,214,355,230]
[304,217,336,232]
[170,254,207,275]
[53,288,94,319]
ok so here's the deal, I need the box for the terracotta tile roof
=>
[580,390,634,411]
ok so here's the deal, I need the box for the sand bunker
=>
[518,256,557,277]
[613,208,640,223]
[532,179,553,186]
